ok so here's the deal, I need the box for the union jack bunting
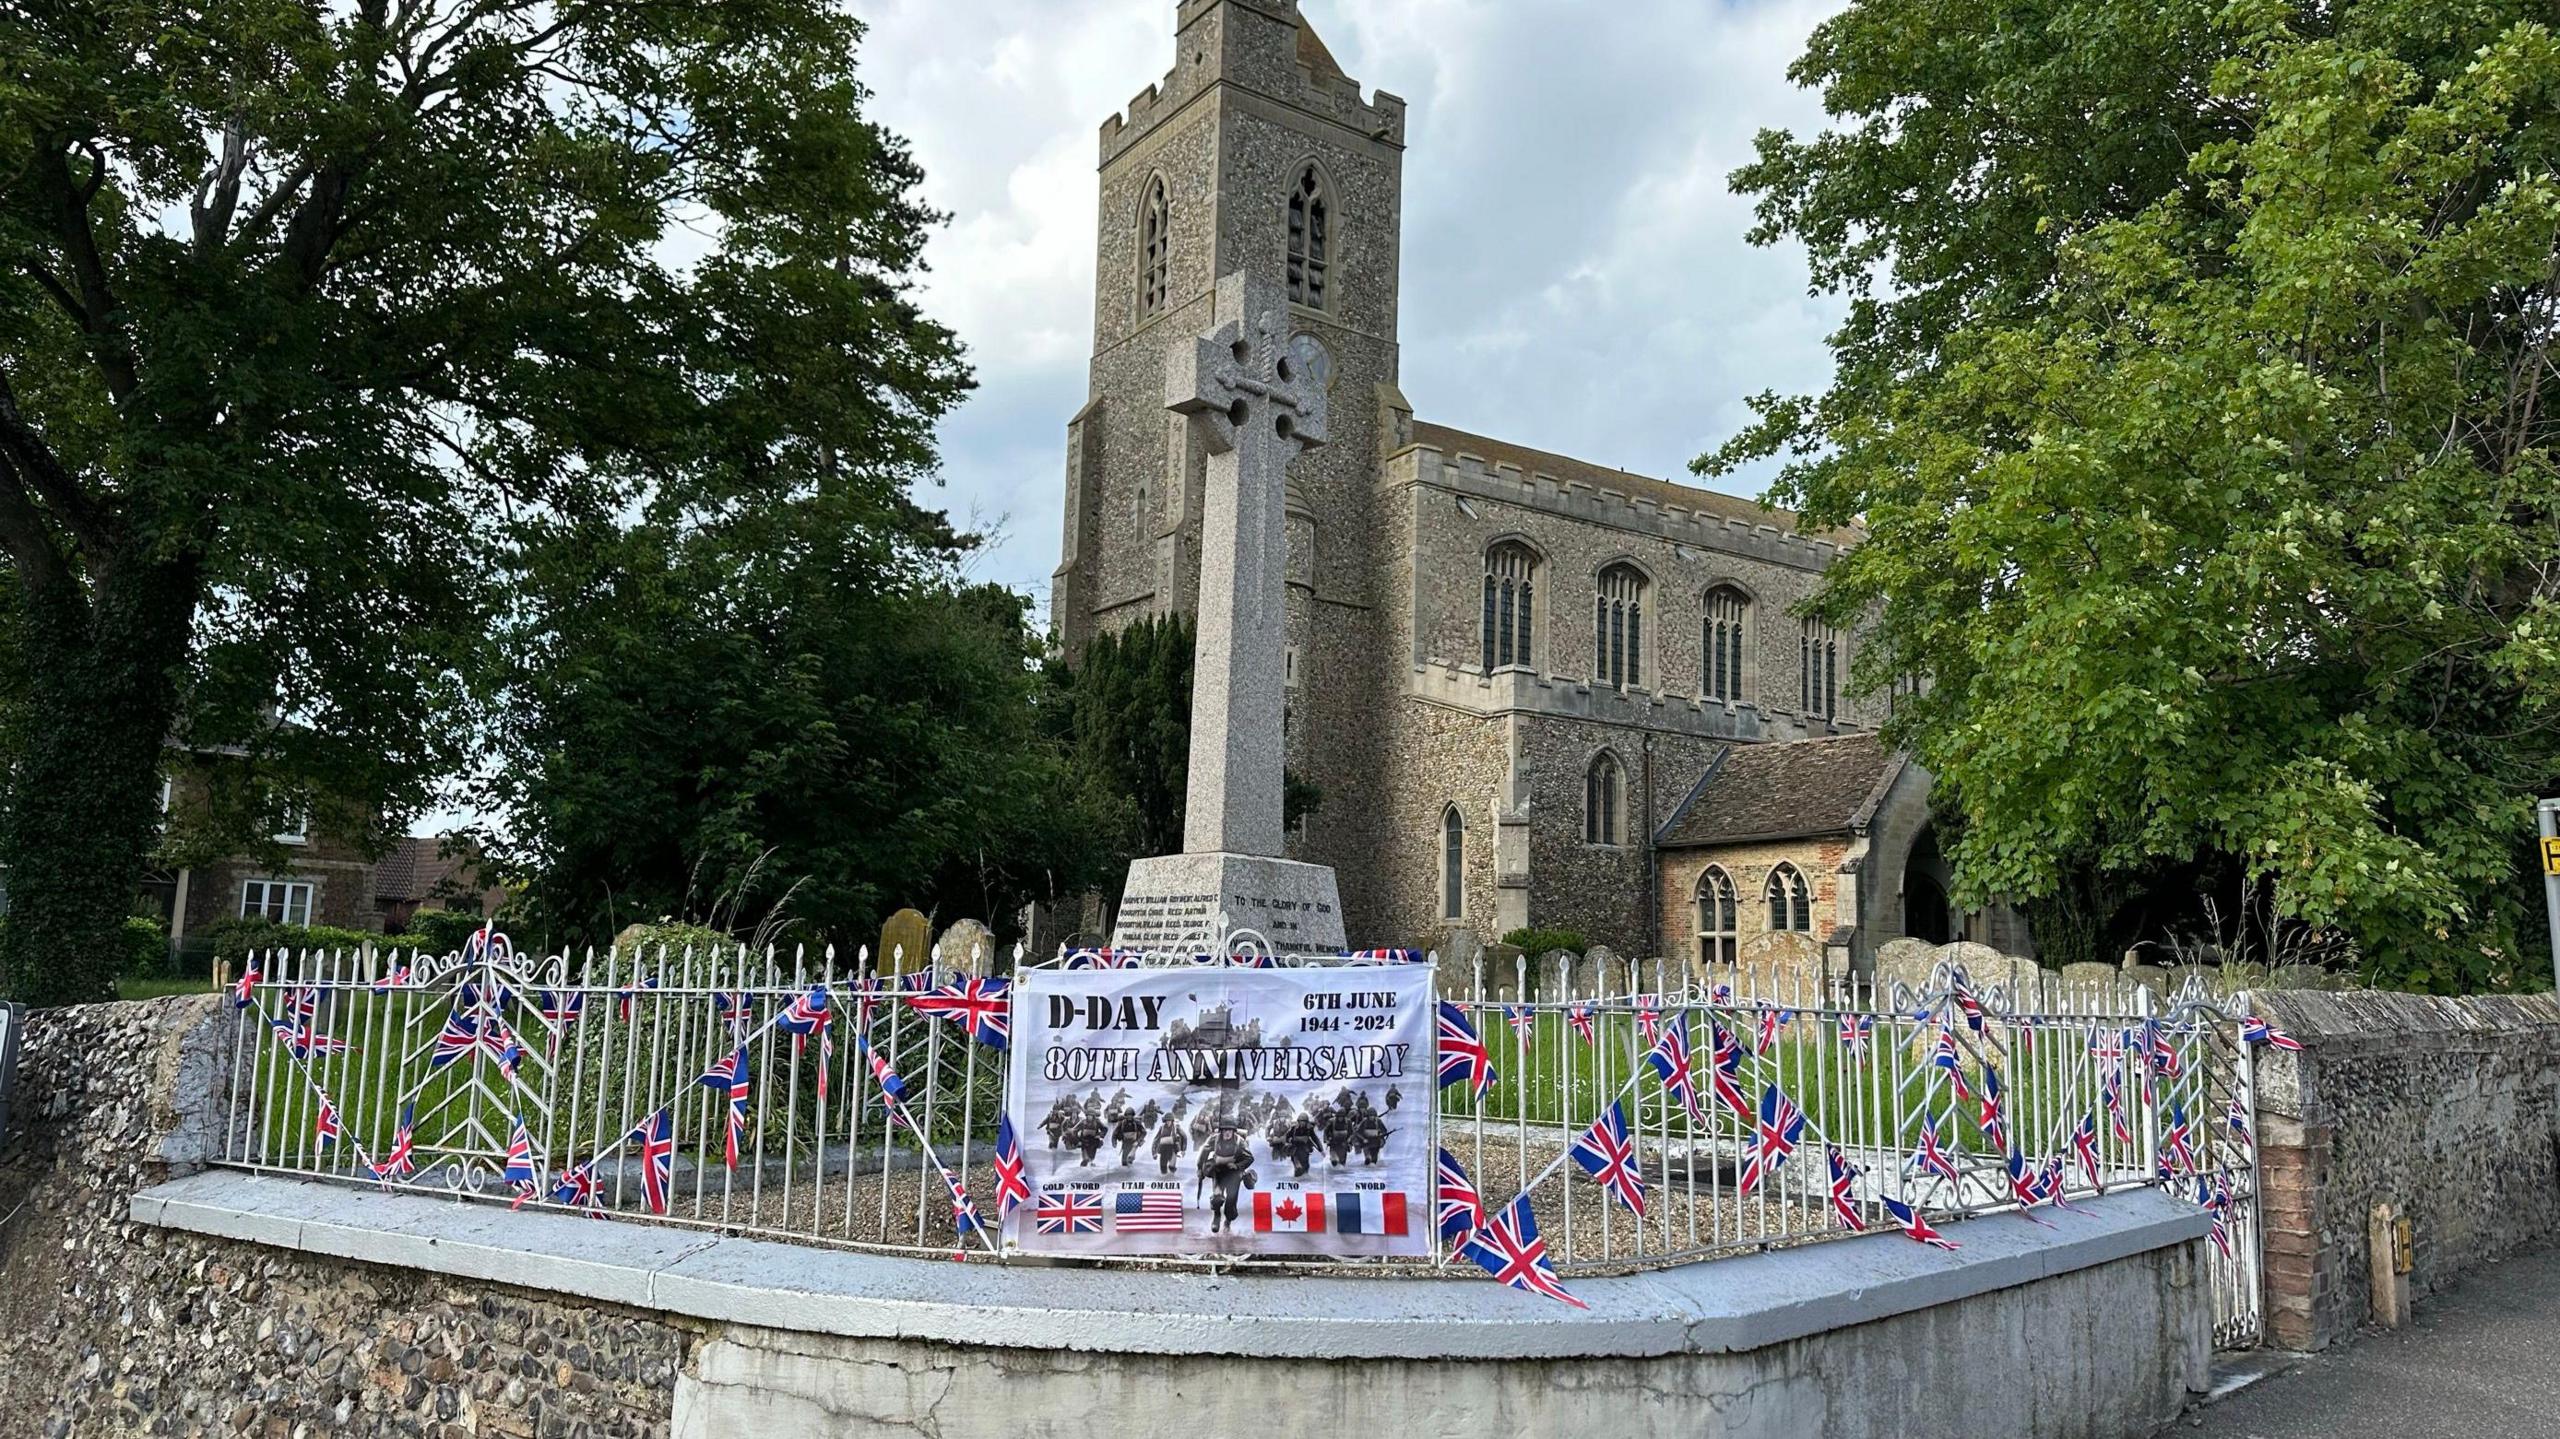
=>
[1458,1195,1584,1309]
[1930,1024,1974,1101]
[2036,1155,2079,1212]
[993,1115,1032,1217]
[1755,1007,1790,1056]
[429,1010,480,1069]
[2226,1098,2254,1153]
[1569,1099,1646,1216]
[855,1031,907,1105]
[2144,1019,2182,1081]
[1436,1148,1484,1243]
[947,1172,984,1239]
[1503,1005,1535,1044]
[551,1163,602,1213]
[1882,1193,1960,1250]
[485,1022,526,1079]
[370,1103,417,1183]
[1953,982,1987,1033]
[2161,1103,2196,1178]
[230,963,261,1009]
[1738,1084,1807,1196]
[314,1095,342,1151]
[1345,948,1423,965]
[776,985,835,1099]
[697,1045,752,1169]
[637,1108,675,1215]
[2072,1113,2104,1190]
[504,1116,539,1207]
[913,976,1011,1050]
[537,988,585,1029]
[2003,1147,2052,1216]
[1436,1001,1494,1100]
[1645,1016,1705,1126]
[1975,1064,2009,1152]
[287,985,320,1028]
[369,965,414,995]
[2205,1175,2237,1259]
[1910,1111,1962,1186]
[2240,1015,2302,1051]
[2090,1025,2132,1061]
[1566,1004,1595,1046]
[1837,1012,1874,1061]
[1034,1189,1105,1235]
[1706,1022,1752,1120]
[712,990,753,1032]
[615,975,657,1022]
[2102,1066,2133,1145]
[1635,996,1664,1045]
[1825,1146,1864,1230]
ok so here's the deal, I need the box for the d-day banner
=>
[1005,965,1433,1257]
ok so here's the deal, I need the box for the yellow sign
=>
[2544,835,2560,877]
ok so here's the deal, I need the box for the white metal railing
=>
[213,933,2265,1339]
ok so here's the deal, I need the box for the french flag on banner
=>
[1253,1191,1327,1233]
[1329,1190,1410,1236]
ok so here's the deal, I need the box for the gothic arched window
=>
[1800,617,1840,719]
[1584,752,1624,846]
[1287,165,1331,310]
[1704,585,1751,703]
[1697,866,1738,966]
[1139,177,1172,318]
[1766,863,1813,933]
[1481,541,1537,672]
[1594,564,1646,690]
[1440,806,1466,920]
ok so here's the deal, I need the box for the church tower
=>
[1053,0,1408,892]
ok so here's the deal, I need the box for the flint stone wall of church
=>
[2247,988,2560,1353]
[1512,717,1723,954]
[0,995,686,1438]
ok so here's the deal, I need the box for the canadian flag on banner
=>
[1253,1192,1328,1233]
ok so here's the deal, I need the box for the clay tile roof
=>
[1655,732,1906,848]
[1296,18,1346,80]
[1408,420,1861,545]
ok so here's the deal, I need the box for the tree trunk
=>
[0,555,197,1005]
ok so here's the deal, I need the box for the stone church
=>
[1052,0,2031,972]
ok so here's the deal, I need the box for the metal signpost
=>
[2538,798,2560,993]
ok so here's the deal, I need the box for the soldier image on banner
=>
[1006,964,1434,1258]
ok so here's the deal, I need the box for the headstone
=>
[0,1001,19,1145]
[1113,272,1346,953]
[880,909,930,977]
[1872,938,1939,1001]
[1439,927,1487,988]
[934,918,996,976]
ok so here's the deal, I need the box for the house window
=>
[273,797,309,846]
[1800,618,1840,719]
[1139,177,1172,317]
[1286,165,1330,310]
[1766,864,1812,934]
[1697,866,1738,967]
[1593,564,1646,690]
[1704,586,1751,703]
[242,879,314,926]
[1440,806,1465,920]
[1480,541,1537,672]
[1584,752,1624,846]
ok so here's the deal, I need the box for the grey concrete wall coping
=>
[133,1170,2205,1361]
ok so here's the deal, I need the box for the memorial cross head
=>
[1167,287,1331,458]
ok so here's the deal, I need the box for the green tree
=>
[1712,0,2560,989]
[481,504,1113,954]
[0,2,964,1001]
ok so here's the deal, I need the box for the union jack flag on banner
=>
[485,1022,526,1079]
[712,990,753,1033]
[1458,1195,1584,1309]
[697,1045,752,1169]
[1061,949,1132,970]
[1436,1148,1484,1243]
[1034,1189,1104,1236]
[1568,1099,1646,1216]
[2004,1147,2056,1223]
[1883,1193,1960,1250]
[2240,1015,2301,1051]
[1345,948,1423,965]
[616,975,657,1022]
[2226,1098,2253,1153]
[370,1103,417,1183]
[1635,996,1664,1045]
[537,989,584,1054]
[1838,1012,1874,1062]
[1436,1001,1494,1100]
[637,1108,675,1215]
[1645,1016,1705,1126]
[913,976,1011,1050]
[1566,1004,1595,1046]
[1826,1146,1864,1230]
[2205,1174,2237,1258]
[948,1172,985,1241]
[1739,1084,1807,1196]
[993,1115,1032,1218]
[2161,1103,2196,1178]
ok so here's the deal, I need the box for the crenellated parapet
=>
[1102,1,1407,166]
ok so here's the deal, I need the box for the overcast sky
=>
[849,0,1848,612]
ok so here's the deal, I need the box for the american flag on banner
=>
[1112,1191,1184,1234]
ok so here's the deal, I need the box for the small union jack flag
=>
[369,965,413,995]
[913,976,1011,1050]
[637,1108,675,1215]
[2205,1174,2237,1258]
[1931,1024,1974,1101]
[1755,1006,1791,1056]
[230,963,261,1009]
[712,990,753,1033]
[504,1115,539,1208]
[947,1171,984,1240]
[1838,1012,1874,1062]
[1459,1195,1585,1309]
[1952,978,1986,1033]
[1635,996,1664,1045]
[1566,1004,1595,1046]
[2240,1015,2301,1051]
[1503,1005,1536,1044]
[2003,1147,2055,1221]
[1645,1016,1705,1126]
[429,1009,480,1069]
[2073,1113,2104,1190]
[2103,1065,2133,1145]
[1910,1111,1962,1186]
[485,1022,526,1079]
[314,1095,342,1151]
[1436,1148,1484,1243]
[1739,1084,1807,1196]
[2147,1019,2184,1081]
[1569,1099,1646,1216]
[551,1161,602,1213]
[1062,949,1133,970]
[615,975,657,1022]
[697,1045,752,1170]
[370,1103,417,1183]
[1975,1064,2009,1152]
[1882,1193,1960,1250]
[855,1031,906,1105]
[1437,1002,1494,1100]
[776,984,834,1098]
[1826,1146,1864,1230]
[1034,1189,1105,1235]
[2161,1102,2196,1178]
[1707,1022,1752,1120]
[993,1115,1032,1218]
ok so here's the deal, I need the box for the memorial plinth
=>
[1109,271,1347,955]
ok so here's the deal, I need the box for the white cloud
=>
[850,0,1848,611]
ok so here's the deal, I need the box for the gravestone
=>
[880,908,930,976]
[1112,272,1347,953]
[934,918,996,976]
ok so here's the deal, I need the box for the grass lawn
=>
[118,974,214,1001]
